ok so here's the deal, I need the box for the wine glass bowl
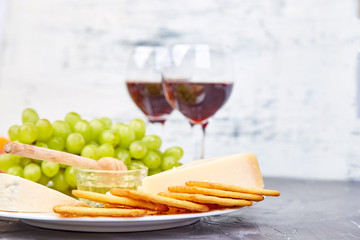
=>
[125,45,173,125]
[162,43,234,160]
[162,81,233,126]
[126,81,173,124]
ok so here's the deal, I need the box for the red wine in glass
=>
[162,43,235,161]
[162,80,233,125]
[126,80,173,124]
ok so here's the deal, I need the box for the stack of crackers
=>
[53,181,280,218]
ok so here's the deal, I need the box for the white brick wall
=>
[0,0,360,180]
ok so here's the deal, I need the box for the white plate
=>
[0,208,244,232]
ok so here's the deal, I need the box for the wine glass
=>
[125,45,173,136]
[162,43,234,160]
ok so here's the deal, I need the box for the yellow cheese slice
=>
[141,153,264,194]
[0,173,85,213]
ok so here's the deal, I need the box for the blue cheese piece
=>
[0,173,84,213]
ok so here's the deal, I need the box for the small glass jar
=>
[74,167,148,206]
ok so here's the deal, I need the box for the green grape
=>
[64,166,77,188]
[47,136,65,151]
[117,124,136,149]
[62,188,72,197]
[127,160,147,170]
[8,125,20,141]
[163,146,184,160]
[66,133,85,154]
[161,155,177,171]
[141,135,162,150]
[32,159,42,164]
[88,140,99,147]
[111,122,126,132]
[98,143,115,158]
[52,170,69,192]
[90,119,105,140]
[41,161,60,177]
[18,123,38,144]
[99,130,120,147]
[111,122,126,139]
[81,144,99,160]
[35,118,53,142]
[52,120,71,140]
[38,174,50,186]
[142,150,161,169]
[129,119,146,140]
[19,157,32,167]
[129,140,148,159]
[114,147,131,165]
[23,163,42,182]
[64,112,81,131]
[148,167,162,176]
[0,154,20,171]
[22,108,39,124]
[73,120,92,143]
[175,162,183,167]
[154,149,163,159]
[100,117,112,129]
[35,141,48,148]
[7,165,24,177]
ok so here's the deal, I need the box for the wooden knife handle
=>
[4,141,101,170]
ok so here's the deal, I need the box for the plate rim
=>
[0,207,245,232]
[0,207,243,222]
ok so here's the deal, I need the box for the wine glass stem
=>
[191,122,208,160]
[147,120,165,139]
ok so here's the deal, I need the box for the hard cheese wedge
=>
[0,173,85,213]
[142,153,264,194]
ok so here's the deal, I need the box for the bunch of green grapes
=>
[0,108,184,195]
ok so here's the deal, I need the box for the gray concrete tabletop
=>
[0,177,359,240]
